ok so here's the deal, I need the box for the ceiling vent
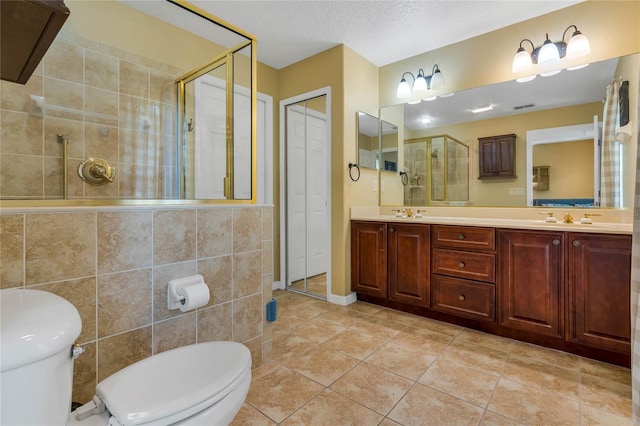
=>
[514,104,535,110]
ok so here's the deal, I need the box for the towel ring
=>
[348,163,360,182]
[399,171,409,186]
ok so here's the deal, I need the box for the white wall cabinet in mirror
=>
[379,53,639,208]
[356,112,379,170]
[0,0,257,205]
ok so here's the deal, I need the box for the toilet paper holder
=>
[167,275,208,310]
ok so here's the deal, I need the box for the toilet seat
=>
[90,342,251,426]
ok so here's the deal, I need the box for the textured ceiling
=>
[187,0,583,69]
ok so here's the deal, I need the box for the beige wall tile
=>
[2,154,44,197]
[98,269,152,337]
[233,251,262,298]
[1,75,43,111]
[197,256,232,306]
[44,41,84,83]
[1,110,43,155]
[44,77,83,111]
[149,69,176,104]
[33,277,97,344]
[153,261,197,322]
[25,213,96,284]
[243,336,263,370]
[120,61,149,99]
[73,341,96,404]
[197,208,232,258]
[119,94,149,131]
[233,208,262,253]
[85,124,118,162]
[98,210,152,274]
[0,214,24,289]
[117,162,158,198]
[262,207,273,241]
[233,293,263,343]
[153,209,196,265]
[97,326,152,381]
[85,50,118,92]
[262,242,273,276]
[197,302,233,342]
[153,314,196,354]
[44,117,84,158]
[85,86,119,119]
[44,157,83,198]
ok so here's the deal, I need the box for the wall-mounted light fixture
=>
[396,64,445,98]
[511,25,590,79]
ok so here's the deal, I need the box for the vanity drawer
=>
[432,225,495,251]
[432,249,496,283]
[431,276,495,322]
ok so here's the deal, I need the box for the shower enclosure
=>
[404,135,469,205]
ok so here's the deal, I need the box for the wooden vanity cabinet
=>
[478,134,517,179]
[431,225,496,322]
[568,233,631,354]
[350,221,387,298]
[498,229,564,338]
[388,223,430,307]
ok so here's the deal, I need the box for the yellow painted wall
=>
[533,140,594,199]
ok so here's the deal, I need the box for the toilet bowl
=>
[0,289,252,426]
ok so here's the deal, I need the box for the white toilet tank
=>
[1,289,82,426]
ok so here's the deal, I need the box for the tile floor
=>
[231,290,632,425]
[289,274,327,298]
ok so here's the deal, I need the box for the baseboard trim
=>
[327,292,357,306]
[272,280,285,291]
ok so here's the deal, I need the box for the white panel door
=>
[306,114,327,277]
[287,107,308,282]
[195,79,226,199]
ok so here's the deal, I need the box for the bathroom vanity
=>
[351,217,632,367]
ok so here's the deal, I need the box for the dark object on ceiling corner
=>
[1,0,70,84]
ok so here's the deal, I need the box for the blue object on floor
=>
[266,298,277,322]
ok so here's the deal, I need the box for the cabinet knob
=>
[390,228,395,233]
[458,234,465,240]
[552,239,560,246]
[459,262,465,268]
[459,294,465,301]
[573,240,581,247]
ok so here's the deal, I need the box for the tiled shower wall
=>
[0,31,182,199]
[0,205,273,404]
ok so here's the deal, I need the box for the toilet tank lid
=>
[97,341,252,426]
[0,289,82,372]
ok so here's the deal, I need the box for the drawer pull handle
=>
[390,228,395,232]
[573,240,581,247]
[552,239,560,246]
[459,294,465,301]
[459,262,465,268]
[458,234,465,240]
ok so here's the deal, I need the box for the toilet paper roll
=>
[177,282,210,312]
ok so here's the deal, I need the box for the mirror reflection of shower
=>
[284,94,329,299]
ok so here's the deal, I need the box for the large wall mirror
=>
[0,0,256,204]
[379,53,639,209]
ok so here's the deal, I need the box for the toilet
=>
[0,289,252,426]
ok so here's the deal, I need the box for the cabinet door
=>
[498,230,564,338]
[388,224,430,307]
[351,221,387,298]
[478,135,516,179]
[568,233,631,353]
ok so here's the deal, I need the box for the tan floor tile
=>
[374,308,421,325]
[330,362,412,415]
[391,328,451,354]
[510,341,580,371]
[316,309,371,328]
[581,357,631,386]
[408,316,463,337]
[289,318,346,344]
[581,374,632,418]
[271,329,316,363]
[581,403,633,425]
[287,299,335,317]
[480,410,525,425]
[378,419,402,426]
[246,365,324,423]
[286,347,360,386]
[366,342,435,381]
[250,360,281,381]
[453,329,516,353]
[440,339,510,374]
[322,329,388,360]
[502,353,580,400]
[418,357,500,407]
[487,378,580,425]
[230,403,276,425]
[345,301,385,315]
[353,316,406,340]
[272,310,316,334]
[280,389,383,426]
[388,383,484,426]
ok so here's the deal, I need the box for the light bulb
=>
[396,78,411,98]
[566,31,591,58]
[538,35,560,65]
[512,48,533,73]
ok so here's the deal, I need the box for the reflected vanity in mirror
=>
[0,0,257,204]
[379,53,639,209]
